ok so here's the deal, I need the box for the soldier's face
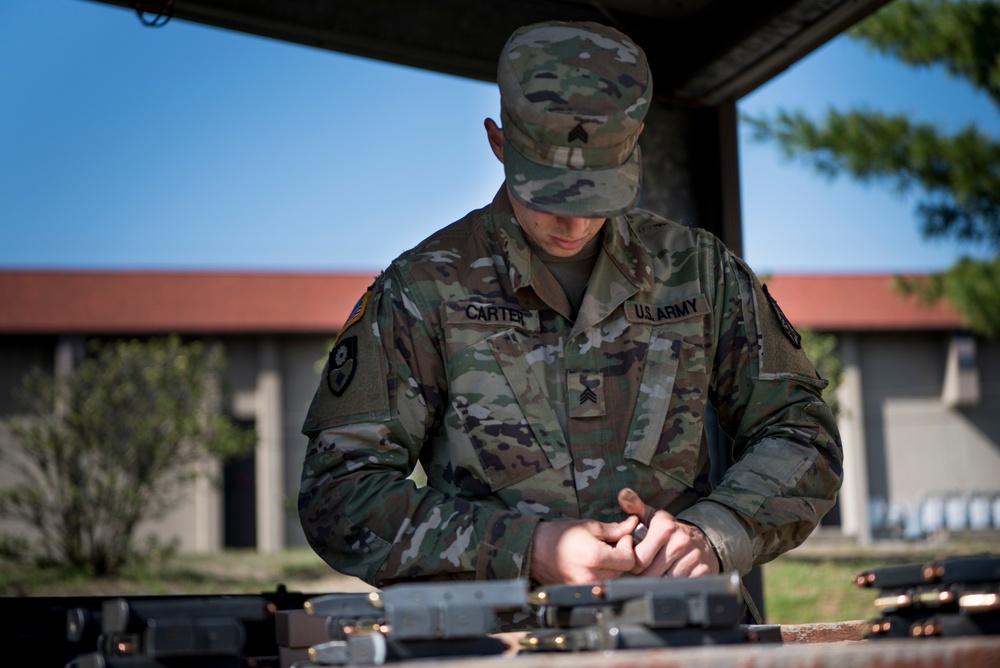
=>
[485,117,606,257]
[508,195,606,258]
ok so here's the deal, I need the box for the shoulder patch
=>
[761,284,802,349]
[326,336,358,397]
[730,255,820,383]
[337,290,371,344]
[302,281,390,433]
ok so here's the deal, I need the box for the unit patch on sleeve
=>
[326,336,358,397]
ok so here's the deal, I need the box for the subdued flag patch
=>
[337,290,370,344]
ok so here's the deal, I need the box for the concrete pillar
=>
[192,459,223,552]
[255,336,285,552]
[54,336,86,419]
[54,335,86,379]
[638,100,743,253]
[836,333,872,544]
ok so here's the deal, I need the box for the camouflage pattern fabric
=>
[299,187,843,586]
[497,21,651,217]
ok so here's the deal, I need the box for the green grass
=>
[0,548,354,598]
[763,557,877,623]
[762,534,1000,624]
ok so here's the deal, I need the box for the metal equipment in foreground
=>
[857,554,1000,640]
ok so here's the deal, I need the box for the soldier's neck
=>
[526,230,603,315]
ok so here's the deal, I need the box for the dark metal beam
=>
[87,0,891,105]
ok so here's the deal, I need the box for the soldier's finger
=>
[632,510,681,573]
[591,514,640,543]
[633,551,669,578]
[601,531,637,573]
[665,551,715,578]
[617,487,655,525]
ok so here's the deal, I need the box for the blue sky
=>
[2,1,997,275]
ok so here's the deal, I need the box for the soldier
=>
[299,21,842,590]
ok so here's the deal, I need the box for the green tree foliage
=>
[744,0,1000,338]
[800,329,843,418]
[894,254,1000,336]
[0,336,255,575]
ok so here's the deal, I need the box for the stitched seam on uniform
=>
[759,370,828,388]
[623,331,679,466]
[712,438,816,517]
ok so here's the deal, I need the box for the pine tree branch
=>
[744,109,1000,247]
[848,0,1000,108]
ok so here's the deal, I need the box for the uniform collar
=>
[488,184,653,298]
[490,186,543,293]
[602,213,654,293]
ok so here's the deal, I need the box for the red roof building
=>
[0,270,966,334]
[0,270,376,335]
[762,274,962,332]
[1,270,996,553]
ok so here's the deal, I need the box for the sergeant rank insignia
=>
[326,336,358,397]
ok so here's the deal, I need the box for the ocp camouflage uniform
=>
[299,187,843,586]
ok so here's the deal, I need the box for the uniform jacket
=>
[299,187,843,586]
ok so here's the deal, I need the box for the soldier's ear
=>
[484,118,505,163]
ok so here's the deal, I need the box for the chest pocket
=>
[623,295,711,484]
[444,302,570,492]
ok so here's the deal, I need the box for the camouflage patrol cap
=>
[497,21,652,217]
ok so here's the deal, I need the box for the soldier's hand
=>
[617,487,721,577]
[530,516,640,585]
